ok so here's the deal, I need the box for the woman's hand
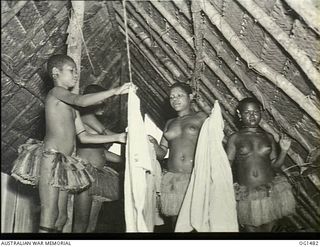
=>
[279,134,291,151]
[115,83,131,95]
[117,132,127,143]
[115,83,138,95]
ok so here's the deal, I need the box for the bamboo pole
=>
[130,1,193,69]
[131,63,167,104]
[130,49,169,99]
[94,53,121,85]
[296,183,320,216]
[236,0,320,93]
[295,195,320,225]
[67,1,85,94]
[284,0,320,36]
[132,67,167,120]
[1,1,28,28]
[115,5,186,81]
[296,203,319,230]
[116,13,176,85]
[202,2,320,125]
[125,2,191,78]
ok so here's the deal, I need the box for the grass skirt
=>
[11,138,94,192]
[234,174,296,227]
[85,164,120,202]
[160,171,191,216]
[11,139,43,186]
[46,150,94,192]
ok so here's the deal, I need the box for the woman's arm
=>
[225,133,237,166]
[75,111,126,144]
[149,135,168,160]
[270,134,291,168]
[50,83,131,107]
[81,114,115,135]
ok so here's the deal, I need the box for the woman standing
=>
[73,85,126,233]
[149,83,207,230]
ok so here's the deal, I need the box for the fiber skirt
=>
[11,139,43,186]
[85,164,120,202]
[11,138,94,192]
[160,171,191,216]
[234,174,296,227]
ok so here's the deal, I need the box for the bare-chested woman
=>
[226,98,296,232]
[73,85,124,233]
[148,83,207,230]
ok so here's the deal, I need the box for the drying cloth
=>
[175,101,239,232]
[125,86,161,232]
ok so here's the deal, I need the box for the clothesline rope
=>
[123,0,133,84]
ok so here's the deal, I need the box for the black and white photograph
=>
[1,0,319,240]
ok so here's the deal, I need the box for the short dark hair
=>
[237,97,262,112]
[47,54,75,79]
[170,82,193,95]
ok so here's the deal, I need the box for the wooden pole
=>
[284,0,320,36]
[236,0,320,93]
[201,2,320,125]
[64,1,84,233]
[115,12,176,85]
[126,2,191,78]
[67,1,85,94]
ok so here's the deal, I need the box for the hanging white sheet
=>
[124,86,161,232]
[175,101,238,232]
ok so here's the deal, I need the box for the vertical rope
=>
[123,0,133,83]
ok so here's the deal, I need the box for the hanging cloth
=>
[124,87,161,232]
[175,101,239,232]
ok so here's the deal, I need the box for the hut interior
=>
[1,0,320,233]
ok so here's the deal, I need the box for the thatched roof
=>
[1,0,320,231]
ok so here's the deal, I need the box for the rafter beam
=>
[236,0,320,93]
[284,0,320,36]
[202,1,320,125]
[126,2,191,78]
[115,12,176,85]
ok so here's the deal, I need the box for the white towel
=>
[175,101,238,232]
[124,87,161,232]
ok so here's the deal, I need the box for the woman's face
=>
[169,87,192,112]
[239,102,262,127]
